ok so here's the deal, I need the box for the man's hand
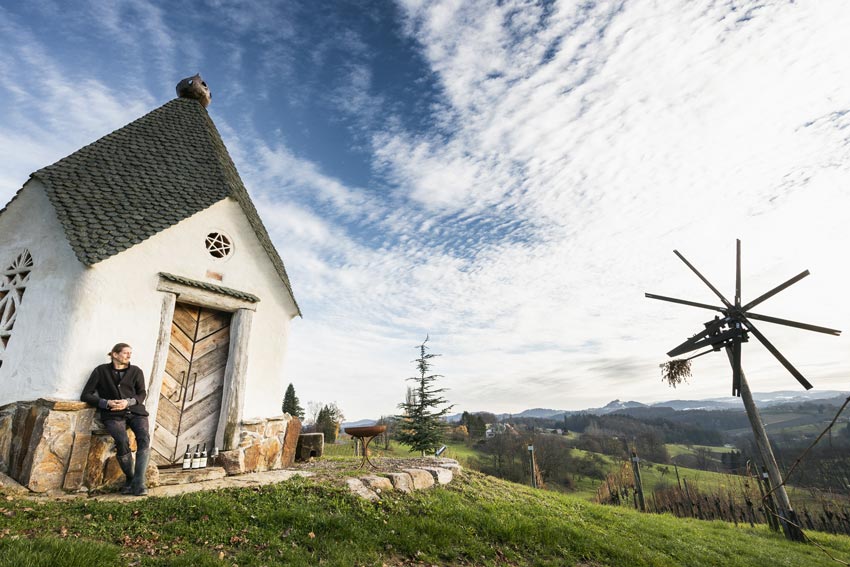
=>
[107,399,129,411]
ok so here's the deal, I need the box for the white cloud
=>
[0,9,155,203]
[2,1,849,420]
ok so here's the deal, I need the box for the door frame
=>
[146,274,258,452]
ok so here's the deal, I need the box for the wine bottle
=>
[200,443,208,468]
[192,444,201,469]
[182,444,192,470]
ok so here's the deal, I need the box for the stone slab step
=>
[156,466,227,486]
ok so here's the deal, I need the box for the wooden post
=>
[683,478,695,517]
[528,445,537,488]
[630,447,646,512]
[216,308,254,451]
[726,347,805,541]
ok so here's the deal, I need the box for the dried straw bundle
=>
[660,359,692,388]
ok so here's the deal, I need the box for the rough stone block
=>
[360,475,393,494]
[280,418,302,467]
[384,472,414,493]
[296,433,324,461]
[0,471,28,495]
[265,416,289,438]
[0,403,16,474]
[420,466,453,485]
[62,409,95,491]
[219,449,244,475]
[9,402,42,482]
[84,429,138,490]
[239,430,261,449]
[241,419,265,435]
[261,436,281,470]
[243,444,261,473]
[84,434,112,488]
[345,477,379,501]
[403,468,435,490]
[102,455,124,488]
[39,398,90,411]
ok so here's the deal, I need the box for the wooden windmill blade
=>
[741,270,810,311]
[735,239,741,307]
[740,316,814,390]
[673,249,734,308]
[745,312,841,336]
[644,292,724,312]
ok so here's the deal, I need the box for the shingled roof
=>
[25,97,300,315]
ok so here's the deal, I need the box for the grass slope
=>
[2,471,849,566]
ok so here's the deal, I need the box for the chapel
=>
[0,76,303,491]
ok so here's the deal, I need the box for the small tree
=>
[395,336,453,456]
[281,383,304,419]
[315,402,344,444]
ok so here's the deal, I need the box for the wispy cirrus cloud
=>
[0,7,155,201]
[2,1,849,419]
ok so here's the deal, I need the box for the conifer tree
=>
[281,383,304,419]
[315,403,343,443]
[395,336,453,456]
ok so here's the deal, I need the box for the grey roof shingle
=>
[23,97,299,315]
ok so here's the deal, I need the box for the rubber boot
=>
[130,449,150,496]
[117,453,134,494]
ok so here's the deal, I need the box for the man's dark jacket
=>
[81,363,149,420]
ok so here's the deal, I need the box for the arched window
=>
[0,249,33,360]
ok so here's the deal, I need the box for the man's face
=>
[111,347,132,366]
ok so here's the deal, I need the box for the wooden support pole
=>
[630,447,646,512]
[725,347,805,541]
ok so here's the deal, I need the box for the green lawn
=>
[1,471,848,566]
[666,443,737,458]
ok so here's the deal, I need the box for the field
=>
[2,467,850,566]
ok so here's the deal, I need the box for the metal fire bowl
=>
[344,425,387,438]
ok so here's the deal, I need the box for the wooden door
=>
[152,303,231,465]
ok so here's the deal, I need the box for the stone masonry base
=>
[0,398,301,493]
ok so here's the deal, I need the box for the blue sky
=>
[2,1,850,420]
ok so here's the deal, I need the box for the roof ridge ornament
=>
[176,74,211,107]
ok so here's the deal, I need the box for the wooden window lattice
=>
[0,250,33,355]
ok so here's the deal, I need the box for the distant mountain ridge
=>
[437,389,847,423]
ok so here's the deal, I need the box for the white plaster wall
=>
[0,180,87,404]
[56,197,298,418]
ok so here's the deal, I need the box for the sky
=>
[1,0,850,421]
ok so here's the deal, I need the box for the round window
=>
[205,232,233,259]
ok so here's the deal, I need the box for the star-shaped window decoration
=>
[205,232,232,259]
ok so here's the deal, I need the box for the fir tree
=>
[281,383,304,419]
[315,403,343,443]
[395,336,453,456]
